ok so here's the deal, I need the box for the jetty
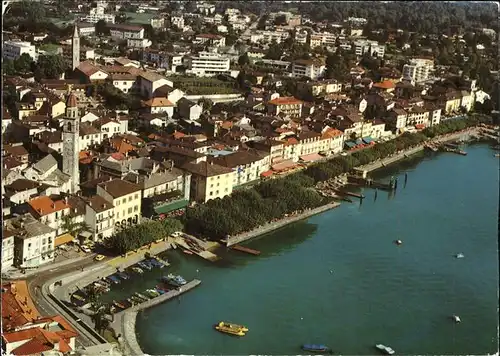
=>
[152,255,170,267]
[174,233,221,262]
[231,244,261,256]
[441,145,467,156]
[113,279,202,356]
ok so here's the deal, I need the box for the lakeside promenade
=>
[226,202,341,246]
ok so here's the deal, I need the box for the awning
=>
[355,138,364,145]
[344,141,356,148]
[415,124,425,129]
[260,170,274,177]
[154,198,189,214]
[55,233,75,247]
[272,159,296,171]
[362,136,373,144]
[299,153,323,162]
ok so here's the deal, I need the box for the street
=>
[25,255,100,348]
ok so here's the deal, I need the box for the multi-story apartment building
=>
[211,150,270,187]
[2,229,15,270]
[109,24,145,40]
[402,58,434,83]
[182,161,235,203]
[27,196,71,236]
[194,34,226,47]
[354,39,385,58]
[3,41,37,61]
[267,96,303,117]
[184,52,231,77]
[84,195,114,241]
[142,49,183,71]
[97,179,142,230]
[171,16,185,29]
[82,5,115,23]
[249,29,290,44]
[6,213,56,268]
[309,32,337,48]
[294,30,308,44]
[291,58,326,80]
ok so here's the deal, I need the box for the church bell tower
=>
[62,88,80,193]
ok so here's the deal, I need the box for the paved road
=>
[26,255,100,348]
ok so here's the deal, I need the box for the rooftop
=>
[98,179,141,199]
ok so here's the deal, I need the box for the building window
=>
[134,193,139,199]
[128,207,132,214]
[133,205,138,212]
[116,200,120,206]
[122,198,126,204]
[209,191,213,196]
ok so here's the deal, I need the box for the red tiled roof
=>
[268,96,303,106]
[28,196,70,216]
[373,80,396,89]
[321,128,343,139]
[142,97,174,107]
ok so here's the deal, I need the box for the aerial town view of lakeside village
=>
[1,1,499,355]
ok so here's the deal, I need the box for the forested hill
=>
[215,1,498,33]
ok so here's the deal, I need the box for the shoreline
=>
[226,202,341,247]
[224,128,481,247]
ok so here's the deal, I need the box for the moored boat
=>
[107,275,121,284]
[214,321,247,336]
[72,293,85,302]
[148,258,164,268]
[162,273,187,287]
[113,300,126,310]
[146,289,160,297]
[131,266,144,274]
[375,344,395,355]
[137,261,152,271]
[116,271,129,280]
[134,292,149,301]
[183,249,193,255]
[301,344,330,353]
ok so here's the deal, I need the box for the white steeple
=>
[72,24,80,70]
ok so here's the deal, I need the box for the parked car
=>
[94,254,105,261]
[80,245,91,253]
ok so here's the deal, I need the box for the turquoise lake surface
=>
[110,144,498,355]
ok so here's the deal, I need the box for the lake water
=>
[124,144,497,355]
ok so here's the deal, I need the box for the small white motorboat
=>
[395,240,403,246]
[375,344,395,355]
[452,315,461,323]
[455,253,464,259]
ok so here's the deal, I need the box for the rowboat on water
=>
[301,344,330,353]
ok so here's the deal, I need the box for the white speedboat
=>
[452,315,461,323]
[455,253,464,259]
[375,344,395,355]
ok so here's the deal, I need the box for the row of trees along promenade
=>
[107,115,492,252]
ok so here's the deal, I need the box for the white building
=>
[83,5,115,23]
[184,51,231,77]
[109,24,145,40]
[127,38,152,48]
[84,195,115,241]
[309,32,337,48]
[194,34,226,47]
[110,73,137,93]
[142,97,175,117]
[291,59,326,80]
[2,229,15,270]
[3,41,37,61]
[171,16,185,29]
[7,213,56,268]
[403,58,434,83]
[138,71,173,98]
[354,40,385,58]
[97,178,142,230]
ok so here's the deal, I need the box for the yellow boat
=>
[214,321,248,336]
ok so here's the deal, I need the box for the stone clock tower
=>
[72,24,80,70]
[62,88,80,193]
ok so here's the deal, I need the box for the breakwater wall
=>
[115,279,202,356]
[226,202,341,247]
[355,129,479,174]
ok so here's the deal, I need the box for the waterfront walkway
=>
[113,279,202,356]
[226,202,341,246]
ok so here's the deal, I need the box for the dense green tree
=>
[34,55,67,80]
[95,20,110,36]
[3,59,16,75]
[14,53,33,73]
[238,52,250,67]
